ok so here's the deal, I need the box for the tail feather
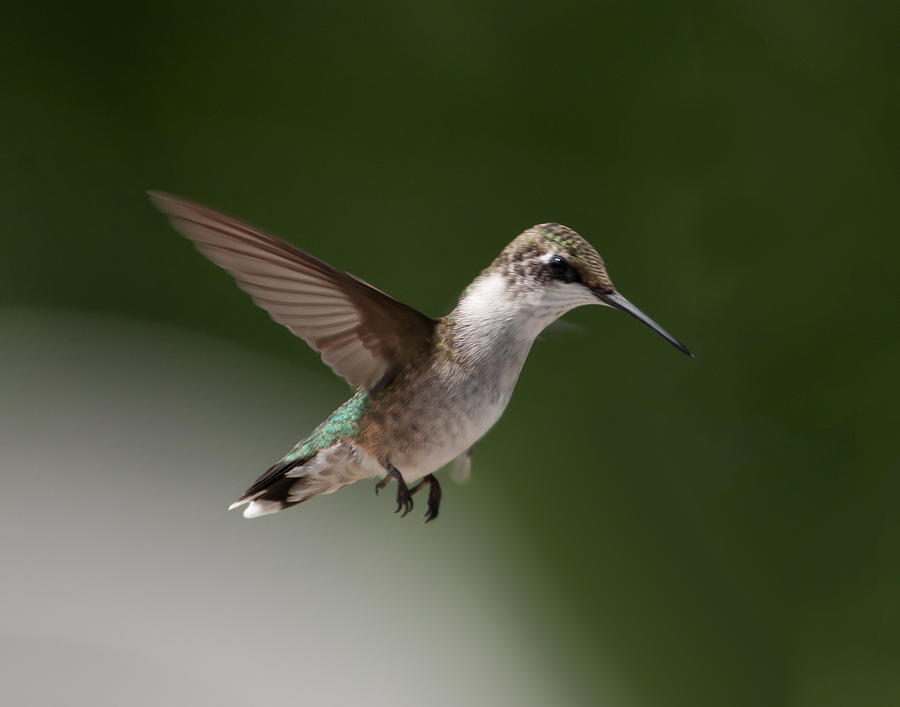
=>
[229,456,311,518]
[229,443,371,518]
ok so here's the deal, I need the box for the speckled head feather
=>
[492,222,616,293]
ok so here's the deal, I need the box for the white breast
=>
[390,273,544,482]
[384,271,588,484]
[393,387,512,483]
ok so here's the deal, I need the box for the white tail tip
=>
[243,499,283,518]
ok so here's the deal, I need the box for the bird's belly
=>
[387,390,511,483]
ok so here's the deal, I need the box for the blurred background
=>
[1,1,898,705]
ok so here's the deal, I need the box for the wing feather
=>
[149,192,437,390]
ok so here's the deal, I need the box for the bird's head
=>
[487,223,692,356]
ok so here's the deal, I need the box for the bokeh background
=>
[2,1,898,705]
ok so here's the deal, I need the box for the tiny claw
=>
[381,465,414,517]
[409,473,441,523]
[397,490,413,517]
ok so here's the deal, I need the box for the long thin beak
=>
[596,290,693,357]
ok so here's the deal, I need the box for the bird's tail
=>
[228,445,366,518]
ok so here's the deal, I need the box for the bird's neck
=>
[444,272,560,379]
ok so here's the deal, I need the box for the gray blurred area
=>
[0,309,617,706]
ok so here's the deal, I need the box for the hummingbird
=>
[149,192,691,522]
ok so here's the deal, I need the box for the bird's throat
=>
[445,272,555,383]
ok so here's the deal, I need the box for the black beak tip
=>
[599,289,694,359]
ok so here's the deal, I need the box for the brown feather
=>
[149,192,437,390]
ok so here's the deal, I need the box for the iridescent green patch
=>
[533,223,579,249]
[288,389,371,460]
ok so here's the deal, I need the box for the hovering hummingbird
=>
[150,192,691,522]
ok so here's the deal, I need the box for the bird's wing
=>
[149,192,437,390]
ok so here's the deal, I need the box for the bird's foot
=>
[375,465,413,517]
[410,473,442,523]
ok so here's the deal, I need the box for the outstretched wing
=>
[149,192,437,390]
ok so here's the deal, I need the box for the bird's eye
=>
[548,255,581,283]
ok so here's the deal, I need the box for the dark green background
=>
[3,1,898,704]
